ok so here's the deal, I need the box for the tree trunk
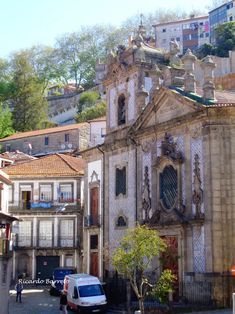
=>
[139,297,145,314]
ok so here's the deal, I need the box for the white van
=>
[64,273,107,313]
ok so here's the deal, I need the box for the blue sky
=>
[0,0,213,58]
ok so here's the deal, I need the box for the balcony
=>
[84,215,101,228]
[0,238,12,258]
[14,235,78,249]
[9,200,81,214]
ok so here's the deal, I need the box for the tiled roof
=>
[3,154,85,177]
[0,169,12,184]
[0,151,37,164]
[0,123,88,142]
[171,87,235,106]
[87,116,106,122]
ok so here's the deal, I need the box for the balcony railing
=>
[14,235,77,249]
[84,215,101,228]
[9,200,81,213]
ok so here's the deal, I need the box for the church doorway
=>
[161,236,179,300]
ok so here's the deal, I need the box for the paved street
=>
[9,286,114,314]
[9,286,64,314]
[9,286,233,314]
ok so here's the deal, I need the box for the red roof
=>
[0,123,88,142]
[3,154,85,177]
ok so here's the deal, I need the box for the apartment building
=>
[209,0,235,43]
[0,170,18,314]
[3,154,85,281]
[153,15,209,54]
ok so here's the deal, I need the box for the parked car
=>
[64,273,107,313]
[49,267,76,296]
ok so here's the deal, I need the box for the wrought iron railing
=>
[14,235,77,248]
[9,200,81,212]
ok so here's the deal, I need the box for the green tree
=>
[196,43,215,59]
[112,225,176,314]
[77,91,100,114]
[0,103,14,139]
[26,45,61,94]
[0,58,15,103]
[75,101,106,123]
[214,22,235,57]
[10,53,48,132]
[54,25,130,89]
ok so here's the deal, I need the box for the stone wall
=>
[47,86,99,125]
[194,51,235,88]
[0,125,90,156]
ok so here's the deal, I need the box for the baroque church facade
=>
[82,26,235,306]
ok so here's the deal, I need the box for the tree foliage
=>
[150,269,177,304]
[196,43,214,59]
[112,225,176,313]
[54,25,129,88]
[77,91,100,114]
[214,22,235,57]
[10,52,48,132]
[0,103,14,139]
[75,101,106,123]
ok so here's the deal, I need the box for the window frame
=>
[58,182,74,203]
[152,157,183,215]
[115,165,127,198]
[65,133,70,143]
[44,136,49,146]
[39,183,53,202]
[117,94,126,126]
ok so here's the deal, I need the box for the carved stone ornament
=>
[160,133,184,162]
[150,133,186,225]
[142,138,155,153]
[142,166,152,222]
[190,126,201,139]
[192,154,204,219]
[90,171,99,183]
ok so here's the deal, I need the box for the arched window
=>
[160,165,178,210]
[117,216,127,227]
[118,94,126,125]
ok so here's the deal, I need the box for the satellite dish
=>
[61,144,66,149]
[68,143,72,149]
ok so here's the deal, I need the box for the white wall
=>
[89,121,106,147]
[0,170,10,214]
[108,149,136,268]
[87,159,102,215]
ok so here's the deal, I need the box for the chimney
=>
[182,49,197,93]
[201,55,216,100]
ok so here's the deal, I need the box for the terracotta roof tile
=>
[0,151,37,164]
[0,123,88,142]
[87,116,106,122]
[3,154,85,177]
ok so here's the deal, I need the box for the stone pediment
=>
[133,88,203,132]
